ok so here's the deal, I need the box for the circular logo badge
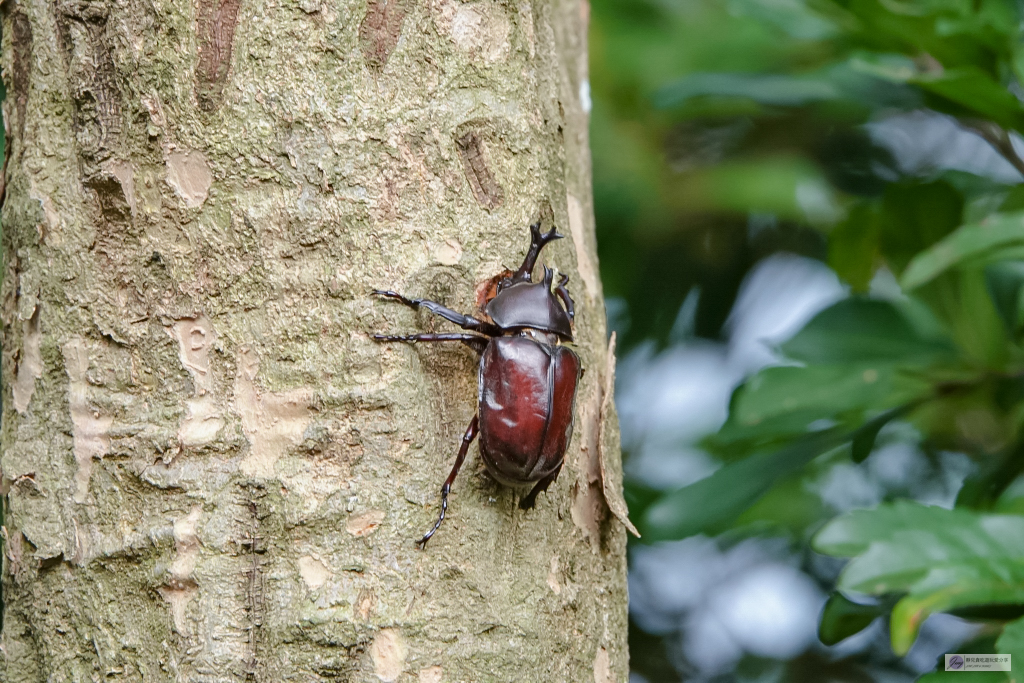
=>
[949,655,965,670]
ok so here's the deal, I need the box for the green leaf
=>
[828,203,881,292]
[669,157,839,222]
[901,213,1024,290]
[818,592,884,646]
[984,262,1024,337]
[733,474,827,534]
[913,67,1024,132]
[996,617,1024,668]
[733,364,894,428]
[655,73,842,108]
[999,184,1024,213]
[781,298,953,365]
[640,429,844,541]
[707,406,828,457]
[814,502,1024,655]
[728,0,839,40]
[848,52,919,82]
[893,577,1024,655]
[878,180,965,277]
[851,406,914,463]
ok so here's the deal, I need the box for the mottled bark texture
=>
[0,0,629,680]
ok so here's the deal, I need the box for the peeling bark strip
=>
[12,306,42,414]
[234,347,313,477]
[457,132,504,209]
[598,333,640,537]
[62,339,112,504]
[358,0,408,71]
[10,8,33,145]
[196,0,243,110]
[157,506,202,634]
[371,628,408,682]
[169,316,225,446]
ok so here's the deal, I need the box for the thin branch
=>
[962,118,1024,178]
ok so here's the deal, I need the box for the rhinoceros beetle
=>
[373,223,581,547]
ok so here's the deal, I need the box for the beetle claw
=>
[416,494,447,549]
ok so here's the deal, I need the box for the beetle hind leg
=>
[519,461,563,511]
[417,415,480,549]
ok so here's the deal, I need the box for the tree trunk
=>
[0,0,629,680]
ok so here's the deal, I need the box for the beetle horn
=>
[511,222,564,284]
[542,266,554,287]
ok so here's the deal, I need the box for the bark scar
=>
[10,6,33,147]
[359,0,408,71]
[54,0,123,159]
[457,132,504,210]
[242,486,267,680]
[196,0,243,110]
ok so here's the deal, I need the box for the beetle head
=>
[485,266,574,340]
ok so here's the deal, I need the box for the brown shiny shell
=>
[477,336,581,486]
[484,281,574,340]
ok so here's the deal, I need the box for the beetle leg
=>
[554,273,575,321]
[373,290,501,336]
[417,415,480,549]
[519,460,563,511]
[509,222,563,285]
[373,332,488,354]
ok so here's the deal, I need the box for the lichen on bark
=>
[0,0,629,680]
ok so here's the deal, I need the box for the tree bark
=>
[0,0,629,680]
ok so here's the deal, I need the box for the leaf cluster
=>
[596,0,1024,677]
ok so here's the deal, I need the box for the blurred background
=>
[588,1,1024,681]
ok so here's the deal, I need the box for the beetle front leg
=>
[554,274,575,321]
[519,460,563,511]
[417,414,480,549]
[373,332,488,354]
[373,290,501,336]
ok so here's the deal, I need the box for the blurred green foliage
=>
[592,0,1024,680]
